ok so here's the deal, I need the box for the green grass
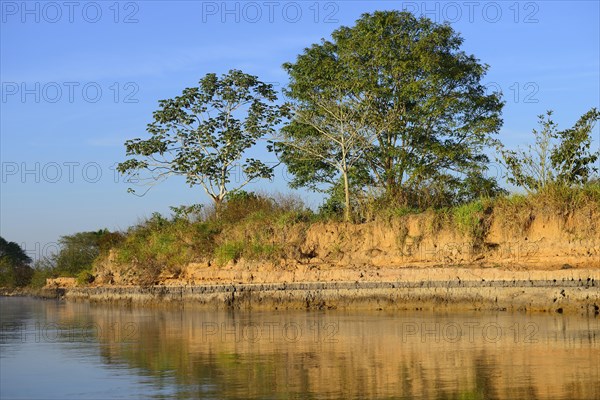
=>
[452,200,485,238]
[214,241,245,266]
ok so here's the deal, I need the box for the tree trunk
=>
[214,196,224,219]
[343,170,351,222]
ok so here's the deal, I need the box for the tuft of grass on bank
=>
[452,200,486,239]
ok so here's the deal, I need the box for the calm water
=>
[1,297,599,400]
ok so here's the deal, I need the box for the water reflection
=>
[1,297,598,399]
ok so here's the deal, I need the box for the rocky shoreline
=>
[0,287,65,299]
[63,271,598,316]
[4,268,598,316]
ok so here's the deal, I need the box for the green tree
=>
[551,108,600,186]
[280,11,503,210]
[53,230,120,277]
[499,108,600,193]
[118,70,287,211]
[0,237,33,287]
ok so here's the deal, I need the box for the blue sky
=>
[1,0,599,261]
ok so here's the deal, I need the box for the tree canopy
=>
[113,10,597,222]
[0,237,32,287]
[278,11,504,214]
[118,69,287,207]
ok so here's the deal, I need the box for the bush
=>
[499,109,600,193]
[318,197,345,220]
[54,230,121,277]
[76,269,95,285]
[114,216,195,282]
[217,191,276,224]
[29,264,55,288]
[276,209,314,227]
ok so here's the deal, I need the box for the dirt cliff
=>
[90,204,599,285]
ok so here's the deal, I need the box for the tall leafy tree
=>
[118,70,287,209]
[281,11,503,208]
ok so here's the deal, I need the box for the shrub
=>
[114,216,195,281]
[76,269,95,285]
[29,262,55,288]
[215,191,275,224]
[318,197,345,221]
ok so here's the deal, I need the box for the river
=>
[1,297,598,399]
